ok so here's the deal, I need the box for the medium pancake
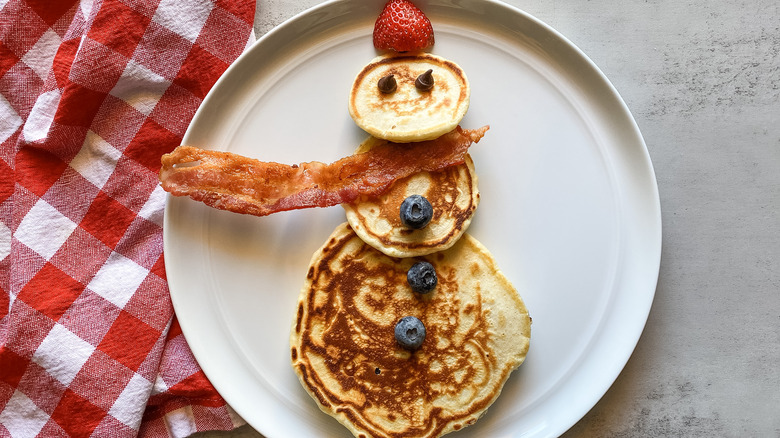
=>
[291,223,531,438]
[349,53,470,142]
[343,136,479,258]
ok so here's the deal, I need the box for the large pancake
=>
[343,137,479,258]
[349,53,470,142]
[290,223,531,438]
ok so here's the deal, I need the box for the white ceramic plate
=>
[164,0,661,436]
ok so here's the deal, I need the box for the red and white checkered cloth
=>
[0,0,256,436]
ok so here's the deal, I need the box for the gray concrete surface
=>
[193,0,780,436]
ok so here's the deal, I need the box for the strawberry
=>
[373,0,435,52]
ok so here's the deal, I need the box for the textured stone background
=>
[194,0,780,436]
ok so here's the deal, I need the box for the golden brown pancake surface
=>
[290,223,531,438]
[343,137,479,258]
[349,53,470,142]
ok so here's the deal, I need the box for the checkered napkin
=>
[0,0,256,436]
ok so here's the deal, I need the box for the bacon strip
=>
[159,126,488,217]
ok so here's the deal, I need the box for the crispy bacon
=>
[159,126,488,217]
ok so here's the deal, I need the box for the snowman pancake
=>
[295,52,528,438]
[291,2,530,437]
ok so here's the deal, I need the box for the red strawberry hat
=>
[373,0,435,52]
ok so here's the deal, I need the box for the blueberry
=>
[395,316,426,350]
[400,195,433,229]
[407,261,437,294]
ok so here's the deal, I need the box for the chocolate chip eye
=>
[377,74,397,93]
[415,69,434,91]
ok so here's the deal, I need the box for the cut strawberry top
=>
[373,0,435,52]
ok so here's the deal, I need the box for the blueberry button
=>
[407,261,437,294]
[400,195,433,229]
[395,316,426,350]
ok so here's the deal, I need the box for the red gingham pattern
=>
[0,0,255,436]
